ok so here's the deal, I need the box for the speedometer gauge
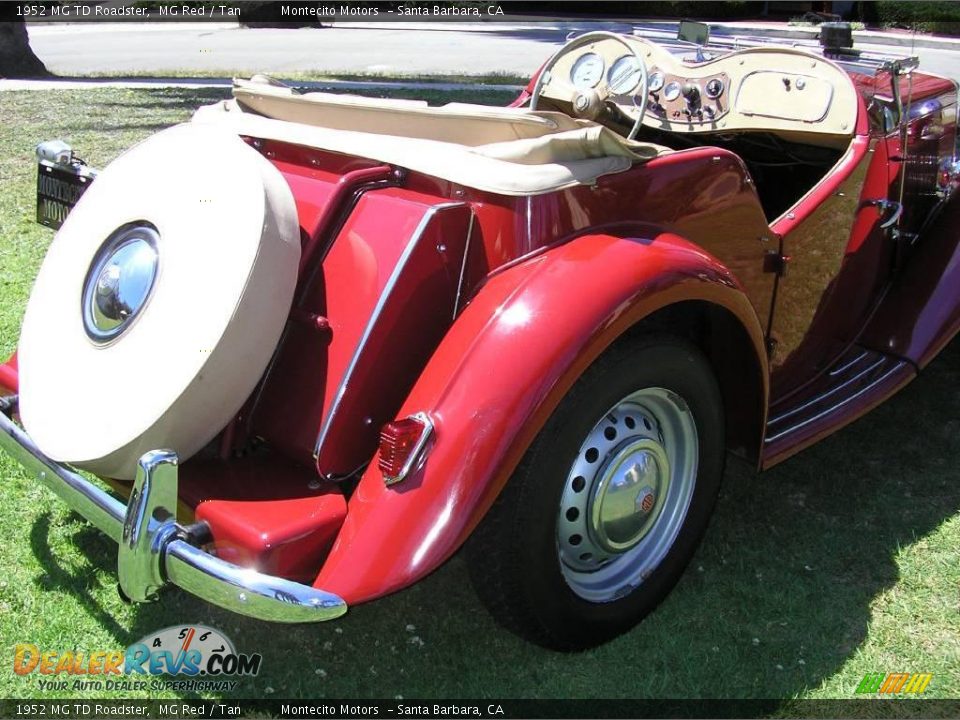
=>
[570,53,604,89]
[608,56,643,94]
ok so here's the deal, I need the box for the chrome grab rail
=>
[0,395,347,623]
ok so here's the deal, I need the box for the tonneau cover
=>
[189,78,667,196]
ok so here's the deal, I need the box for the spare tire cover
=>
[19,123,301,479]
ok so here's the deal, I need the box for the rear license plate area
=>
[37,161,95,229]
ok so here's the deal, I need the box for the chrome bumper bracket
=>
[0,395,347,623]
[119,449,180,602]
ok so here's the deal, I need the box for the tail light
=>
[378,413,434,485]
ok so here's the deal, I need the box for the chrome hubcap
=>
[589,438,669,553]
[82,223,159,343]
[557,387,698,603]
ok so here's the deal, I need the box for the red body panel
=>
[0,352,16,394]
[250,143,774,482]
[311,201,473,476]
[173,455,347,581]
[315,231,767,604]
[252,190,454,468]
[196,492,346,583]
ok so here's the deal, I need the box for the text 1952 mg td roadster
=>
[2,24,959,649]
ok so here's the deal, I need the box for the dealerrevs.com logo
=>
[14,624,262,693]
[854,672,933,695]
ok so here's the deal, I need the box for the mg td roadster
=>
[2,24,959,650]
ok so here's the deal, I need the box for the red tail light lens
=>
[378,413,433,485]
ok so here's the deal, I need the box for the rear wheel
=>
[467,335,724,650]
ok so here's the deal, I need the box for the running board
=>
[762,345,914,467]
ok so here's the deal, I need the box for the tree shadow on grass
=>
[26,338,960,704]
[71,123,182,133]
[93,87,233,111]
[45,88,231,139]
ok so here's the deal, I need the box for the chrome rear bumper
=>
[0,395,346,623]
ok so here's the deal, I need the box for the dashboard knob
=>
[571,90,603,120]
[681,83,701,103]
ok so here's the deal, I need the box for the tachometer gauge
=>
[648,71,665,93]
[608,56,643,95]
[570,53,604,89]
[663,81,682,102]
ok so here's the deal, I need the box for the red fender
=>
[0,352,17,395]
[315,231,768,604]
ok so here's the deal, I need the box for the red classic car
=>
[2,24,959,650]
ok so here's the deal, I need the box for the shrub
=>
[875,1,960,34]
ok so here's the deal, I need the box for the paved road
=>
[28,22,586,77]
[28,22,960,80]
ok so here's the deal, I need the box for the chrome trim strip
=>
[525,195,533,251]
[452,210,475,319]
[164,539,346,621]
[769,356,885,427]
[0,400,347,623]
[313,202,466,462]
[828,349,869,377]
[382,412,435,486]
[765,360,906,443]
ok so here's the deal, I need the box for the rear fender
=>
[0,352,17,395]
[312,231,767,603]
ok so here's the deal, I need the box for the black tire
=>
[467,335,725,650]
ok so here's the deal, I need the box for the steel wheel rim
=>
[556,387,699,603]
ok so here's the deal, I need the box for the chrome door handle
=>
[864,199,903,229]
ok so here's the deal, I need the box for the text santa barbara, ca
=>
[280,4,507,18]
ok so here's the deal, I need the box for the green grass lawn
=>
[1,86,959,711]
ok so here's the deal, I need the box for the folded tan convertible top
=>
[189,78,667,196]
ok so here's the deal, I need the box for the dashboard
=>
[646,68,731,125]
[538,36,859,145]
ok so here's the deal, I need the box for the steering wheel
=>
[530,31,649,140]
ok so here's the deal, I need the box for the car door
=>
[765,124,896,401]
[764,68,958,403]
